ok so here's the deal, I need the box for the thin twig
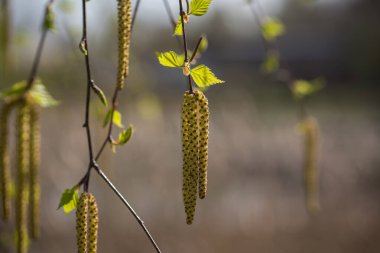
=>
[189,36,203,63]
[77,1,162,251]
[131,0,142,32]
[162,0,176,27]
[25,0,55,91]
[80,0,95,192]
[179,0,193,93]
[93,164,162,253]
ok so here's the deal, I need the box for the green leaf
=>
[0,81,27,101]
[156,51,184,68]
[57,187,79,214]
[190,65,225,87]
[43,6,56,31]
[103,110,124,128]
[291,78,325,99]
[174,16,183,36]
[261,18,285,41]
[118,125,134,145]
[91,85,108,107]
[29,82,59,108]
[261,50,279,74]
[190,0,212,16]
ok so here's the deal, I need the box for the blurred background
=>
[1,0,380,252]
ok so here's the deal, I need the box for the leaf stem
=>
[179,0,193,93]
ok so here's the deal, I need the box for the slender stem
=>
[189,36,203,63]
[185,0,190,14]
[179,0,193,93]
[25,0,54,91]
[162,0,176,27]
[80,0,95,191]
[93,164,161,253]
[131,0,142,32]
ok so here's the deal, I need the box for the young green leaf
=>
[156,51,184,68]
[0,80,27,101]
[118,125,134,145]
[261,18,285,41]
[79,40,88,56]
[103,110,125,128]
[174,16,183,36]
[190,0,212,16]
[91,84,108,107]
[57,187,79,214]
[291,79,325,99]
[190,65,225,87]
[29,82,59,107]
[43,5,56,31]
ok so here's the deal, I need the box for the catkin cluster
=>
[181,90,209,224]
[0,99,41,253]
[303,117,320,214]
[117,0,132,90]
[76,192,99,253]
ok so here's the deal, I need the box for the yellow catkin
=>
[117,0,132,90]
[29,106,40,239]
[181,92,191,222]
[0,102,15,220]
[76,192,89,253]
[182,92,199,225]
[16,102,31,253]
[195,90,209,199]
[304,117,320,214]
[88,194,99,253]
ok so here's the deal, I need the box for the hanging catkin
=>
[117,0,132,90]
[88,194,98,253]
[195,90,209,199]
[303,117,320,214]
[76,192,89,253]
[16,101,31,253]
[181,92,192,223]
[29,106,40,239]
[0,102,14,220]
[181,92,198,224]
[76,192,99,253]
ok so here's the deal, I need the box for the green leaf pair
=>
[174,0,212,35]
[156,51,224,87]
